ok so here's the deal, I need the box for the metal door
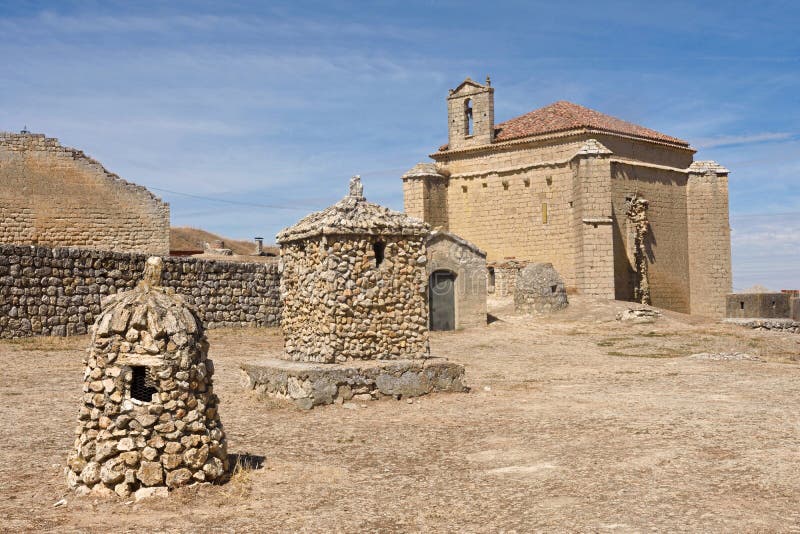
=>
[429,270,456,331]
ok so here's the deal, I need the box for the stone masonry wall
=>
[611,163,691,313]
[0,132,170,255]
[435,138,583,289]
[687,166,732,317]
[0,244,280,339]
[280,235,429,363]
[426,232,487,329]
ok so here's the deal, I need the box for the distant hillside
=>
[170,227,277,256]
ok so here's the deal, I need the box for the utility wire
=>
[148,186,320,211]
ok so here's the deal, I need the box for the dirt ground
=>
[1,296,799,533]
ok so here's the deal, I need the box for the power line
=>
[148,186,319,211]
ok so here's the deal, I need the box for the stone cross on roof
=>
[349,175,364,199]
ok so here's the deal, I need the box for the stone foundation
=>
[723,318,800,334]
[241,358,467,409]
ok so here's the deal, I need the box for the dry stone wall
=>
[0,244,280,339]
[0,132,169,255]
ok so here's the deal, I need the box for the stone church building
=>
[403,78,732,317]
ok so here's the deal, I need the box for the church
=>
[402,77,731,317]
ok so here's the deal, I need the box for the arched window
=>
[373,240,385,267]
[464,98,473,137]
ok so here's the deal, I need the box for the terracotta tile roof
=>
[495,101,689,146]
[439,101,689,151]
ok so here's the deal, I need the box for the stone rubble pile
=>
[687,352,763,362]
[616,308,663,323]
[67,257,228,498]
[723,318,800,334]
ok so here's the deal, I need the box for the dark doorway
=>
[429,270,456,331]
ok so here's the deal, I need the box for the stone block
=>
[241,357,467,410]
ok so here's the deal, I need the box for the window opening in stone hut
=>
[464,98,473,136]
[130,365,158,402]
[373,240,386,267]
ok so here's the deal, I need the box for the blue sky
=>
[1,0,797,290]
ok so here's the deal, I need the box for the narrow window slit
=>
[373,241,385,267]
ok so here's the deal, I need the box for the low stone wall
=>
[0,244,280,339]
[723,318,800,334]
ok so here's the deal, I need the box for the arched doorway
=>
[429,270,456,331]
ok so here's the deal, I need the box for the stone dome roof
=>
[401,162,447,179]
[95,258,200,343]
[276,176,429,243]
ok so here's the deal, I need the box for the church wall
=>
[0,133,170,255]
[595,134,694,169]
[435,140,584,289]
[610,162,691,313]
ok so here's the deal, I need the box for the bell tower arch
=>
[447,76,495,150]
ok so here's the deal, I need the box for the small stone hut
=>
[242,177,466,408]
[426,230,487,330]
[514,262,569,313]
[67,257,228,498]
[276,175,431,363]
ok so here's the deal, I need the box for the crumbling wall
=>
[0,132,170,255]
[488,259,527,297]
[625,194,650,305]
[0,244,280,338]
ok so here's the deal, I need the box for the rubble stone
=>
[0,243,280,339]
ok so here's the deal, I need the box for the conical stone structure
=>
[67,257,228,498]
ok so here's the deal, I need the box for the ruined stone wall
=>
[611,163,691,313]
[488,260,527,298]
[435,138,584,289]
[280,235,429,363]
[0,244,280,338]
[0,133,170,255]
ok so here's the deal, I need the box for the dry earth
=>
[1,296,799,532]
